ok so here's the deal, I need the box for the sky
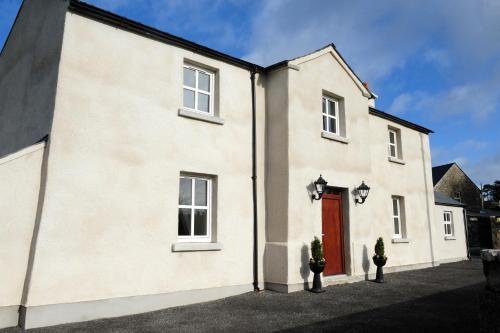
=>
[1,0,499,185]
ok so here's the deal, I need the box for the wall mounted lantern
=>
[312,175,328,200]
[355,181,370,204]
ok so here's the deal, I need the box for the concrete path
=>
[2,259,485,332]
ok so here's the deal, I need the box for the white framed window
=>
[322,96,340,135]
[178,176,211,242]
[443,211,454,236]
[183,64,214,115]
[392,196,405,238]
[388,129,398,158]
[453,191,461,202]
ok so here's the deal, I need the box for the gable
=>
[432,163,454,186]
[288,44,372,99]
[0,0,68,158]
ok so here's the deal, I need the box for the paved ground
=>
[2,259,486,333]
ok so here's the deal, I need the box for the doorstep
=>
[323,274,359,286]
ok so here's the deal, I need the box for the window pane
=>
[392,199,399,216]
[394,217,400,235]
[328,100,336,116]
[194,209,207,235]
[323,116,328,131]
[322,98,326,114]
[329,117,336,134]
[390,145,396,157]
[389,131,395,144]
[198,72,210,92]
[184,67,196,88]
[198,93,210,112]
[178,208,191,236]
[444,224,448,234]
[179,178,192,205]
[183,89,195,109]
[195,179,207,206]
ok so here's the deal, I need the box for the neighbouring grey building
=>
[432,162,499,254]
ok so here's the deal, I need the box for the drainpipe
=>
[463,208,471,259]
[250,67,260,292]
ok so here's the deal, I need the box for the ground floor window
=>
[178,175,211,242]
[392,196,406,238]
[443,211,454,236]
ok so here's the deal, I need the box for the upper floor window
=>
[392,196,406,239]
[183,64,214,115]
[388,129,398,158]
[443,211,454,236]
[178,175,212,242]
[322,96,339,135]
[454,191,461,202]
[388,127,403,161]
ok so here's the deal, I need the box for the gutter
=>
[250,67,260,292]
[369,107,433,134]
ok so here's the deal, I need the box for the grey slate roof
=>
[432,163,454,186]
[434,191,465,207]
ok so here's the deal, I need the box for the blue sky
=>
[1,0,499,185]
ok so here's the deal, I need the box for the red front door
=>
[322,190,345,276]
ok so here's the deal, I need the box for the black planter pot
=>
[372,255,387,283]
[309,261,326,293]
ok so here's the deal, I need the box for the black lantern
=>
[355,181,370,204]
[312,175,328,200]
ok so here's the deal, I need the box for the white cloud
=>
[242,0,500,126]
[417,77,500,121]
[387,93,414,114]
[465,153,500,185]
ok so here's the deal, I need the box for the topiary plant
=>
[310,236,325,264]
[374,237,386,258]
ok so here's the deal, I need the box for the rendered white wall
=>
[265,48,438,287]
[0,144,44,322]
[23,13,266,307]
[433,205,468,262]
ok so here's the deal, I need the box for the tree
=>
[483,180,500,208]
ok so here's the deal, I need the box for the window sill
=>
[388,157,406,165]
[392,238,410,243]
[321,131,350,144]
[171,242,223,252]
[178,108,224,125]
[444,236,456,241]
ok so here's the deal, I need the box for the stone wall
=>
[434,164,481,207]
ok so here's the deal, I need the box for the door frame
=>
[322,186,346,275]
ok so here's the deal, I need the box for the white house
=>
[0,0,468,329]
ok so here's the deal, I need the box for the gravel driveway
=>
[1,259,485,333]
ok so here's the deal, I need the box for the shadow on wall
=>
[362,245,370,281]
[306,181,316,203]
[300,243,310,290]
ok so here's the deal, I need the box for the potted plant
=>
[372,237,387,283]
[309,236,326,293]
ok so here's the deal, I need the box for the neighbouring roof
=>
[432,163,454,186]
[434,191,465,207]
[467,207,500,218]
[368,107,433,134]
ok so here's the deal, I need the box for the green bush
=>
[374,237,385,257]
[310,236,324,263]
